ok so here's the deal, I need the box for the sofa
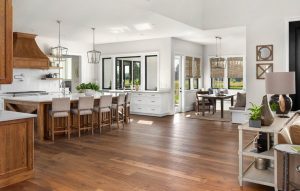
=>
[277,112,300,190]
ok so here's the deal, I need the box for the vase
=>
[249,119,261,128]
[261,95,274,126]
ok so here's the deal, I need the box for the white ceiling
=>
[13,0,245,45]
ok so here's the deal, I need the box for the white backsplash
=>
[0,69,59,93]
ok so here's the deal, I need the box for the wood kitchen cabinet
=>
[0,0,12,84]
[0,112,35,188]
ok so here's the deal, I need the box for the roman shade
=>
[193,57,201,78]
[228,57,243,78]
[185,56,193,78]
[210,57,225,78]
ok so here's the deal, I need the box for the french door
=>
[174,55,184,113]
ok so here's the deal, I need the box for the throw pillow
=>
[235,92,246,107]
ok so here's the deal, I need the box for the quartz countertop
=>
[0,110,36,122]
[2,92,120,103]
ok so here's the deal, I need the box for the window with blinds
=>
[185,56,193,78]
[227,57,243,89]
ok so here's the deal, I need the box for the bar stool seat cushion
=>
[71,109,93,115]
[112,104,123,110]
[94,106,111,113]
[50,111,69,118]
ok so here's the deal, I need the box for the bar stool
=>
[112,93,125,129]
[94,95,112,133]
[49,97,71,142]
[124,93,131,123]
[71,96,94,137]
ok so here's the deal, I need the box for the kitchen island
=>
[0,110,36,188]
[3,92,119,141]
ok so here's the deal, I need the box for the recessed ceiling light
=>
[110,26,130,34]
[134,23,153,31]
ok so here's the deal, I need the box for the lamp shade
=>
[265,72,296,95]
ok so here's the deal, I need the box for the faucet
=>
[14,73,25,81]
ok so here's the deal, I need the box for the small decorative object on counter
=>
[261,95,274,126]
[248,102,262,128]
[134,79,140,91]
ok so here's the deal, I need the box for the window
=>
[210,57,225,89]
[193,79,198,89]
[102,58,112,89]
[211,78,224,89]
[145,55,158,90]
[193,57,201,89]
[227,57,243,90]
[115,56,141,90]
[185,78,190,90]
[228,78,243,89]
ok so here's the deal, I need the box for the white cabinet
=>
[130,92,170,116]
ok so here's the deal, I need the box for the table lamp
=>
[265,72,296,118]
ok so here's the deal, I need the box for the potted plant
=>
[76,82,100,96]
[248,102,262,128]
[134,79,140,91]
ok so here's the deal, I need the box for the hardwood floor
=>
[1,114,273,191]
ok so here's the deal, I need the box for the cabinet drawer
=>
[132,93,146,97]
[147,97,161,105]
[146,93,160,98]
[131,105,146,113]
[147,106,161,114]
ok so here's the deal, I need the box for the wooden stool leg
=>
[116,108,120,129]
[122,108,125,129]
[99,112,102,134]
[51,116,55,142]
[91,113,94,135]
[109,111,112,130]
[78,114,81,137]
[67,114,71,140]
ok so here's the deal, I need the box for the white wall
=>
[202,0,300,106]
[95,38,172,90]
[172,38,204,112]
[0,36,93,93]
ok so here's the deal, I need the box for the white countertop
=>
[0,110,36,122]
[2,92,121,103]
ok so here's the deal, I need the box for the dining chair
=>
[195,90,214,114]
[71,96,94,137]
[49,97,71,142]
[124,93,131,123]
[94,95,112,133]
[112,93,126,128]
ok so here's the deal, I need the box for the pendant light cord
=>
[92,28,95,51]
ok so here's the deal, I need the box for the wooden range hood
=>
[13,32,50,69]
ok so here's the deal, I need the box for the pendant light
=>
[87,28,101,64]
[51,20,68,64]
[212,36,225,69]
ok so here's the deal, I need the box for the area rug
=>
[185,111,232,122]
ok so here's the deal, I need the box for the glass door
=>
[174,55,183,113]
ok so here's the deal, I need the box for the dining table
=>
[198,94,235,118]
[3,92,120,141]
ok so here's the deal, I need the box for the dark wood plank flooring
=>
[1,114,273,191]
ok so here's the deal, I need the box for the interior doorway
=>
[174,55,184,113]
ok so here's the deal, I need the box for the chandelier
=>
[212,36,226,69]
[51,20,68,64]
[87,28,101,64]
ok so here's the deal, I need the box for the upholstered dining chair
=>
[124,93,131,123]
[112,93,126,129]
[71,96,94,137]
[49,97,71,142]
[94,95,112,133]
[195,90,214,114]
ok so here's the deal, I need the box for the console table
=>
[238,117,289,191]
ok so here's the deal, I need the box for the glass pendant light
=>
[87,28,101,64]
[51,20,68,64]
[212,36,226,69]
